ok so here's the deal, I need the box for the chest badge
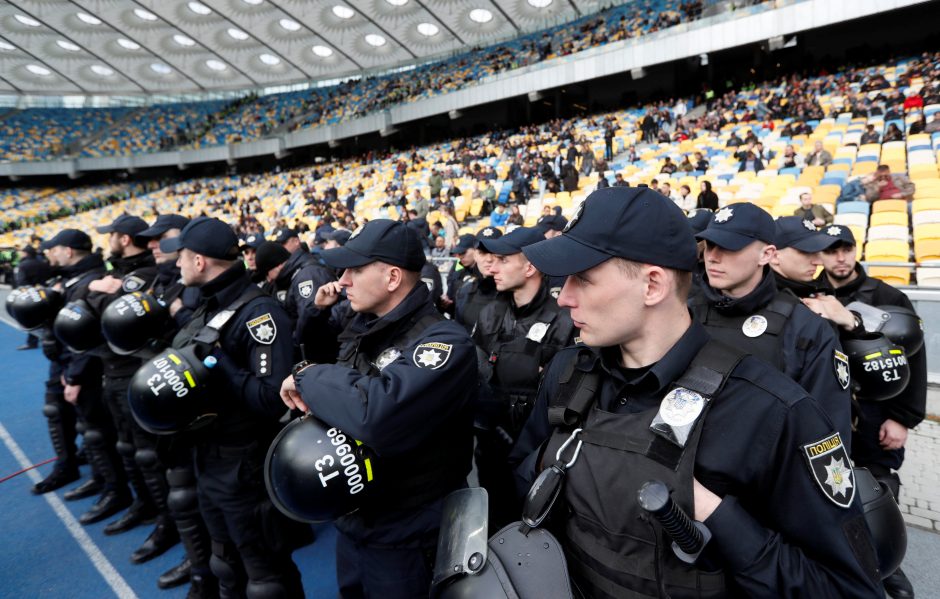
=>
[803,432,854,508]
[413,342,452,370]
[246,313,277,345]
[526,322,550,342]
[123,275,146,293]
[657,387,705,428]
[373,348,401,371]
[741,314,768,338]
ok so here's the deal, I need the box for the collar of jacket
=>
[773,269,822,298]
[62,253,105,278]
[701,266,777,315]
[199,261,250,313]
[109,250,155,277]
[341,282,434,343]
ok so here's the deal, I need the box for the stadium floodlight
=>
[386,0,408,5]
[365,34,386,47]
[417,23,439,37]
[259,53,281,66]
[469,9,493,23]
[312,45,333,58]
[151,62,173,74]
[206,59,227,71]
[228,28,249,41]
[90,65,114,76]
[527,0,553,8]
[174,34,196,47]
[280,18,301,31]
[134,8,158,22]
[333,5,355,19]
[188,2,212,15]
[14,14,42,27]
[57,40,81,52]
[242,0,263,4]
[76,12,102,25]
[0,40,15,51]
[117,38,141,50]
[26,64,52,76]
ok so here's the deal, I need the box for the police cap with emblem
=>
[255,241,291,279]
[536,214,568,233]
[474,226,503,247]
[273,227,299,245]
[450,234,477,255]
[160,216,241,260]
[774,216,839,252]
[135,214,190,245]
[522,187,698,276]
[822,224,856,248]
[321,219,426,272]
[39,229,92,251]
[696,203,775,251]
[96,214,149,239]
[686,209,713,235]
[326,229,352,246]
[478,227,546,256]
[240,233,265,251]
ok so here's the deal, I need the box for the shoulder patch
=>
[833,349,850,390]
[246,313,277,344]
[803,432,855,508]
[297,280,314,299]
[412,342,452,369]
[275,290,287,303]
[122,275,146,293]
[549,286,562,299]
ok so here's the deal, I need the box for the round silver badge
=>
[742,314,768,338]
[658,387,705,428]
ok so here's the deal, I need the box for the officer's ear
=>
[757,244,777,267]
[642,265,672,307]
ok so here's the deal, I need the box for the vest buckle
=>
[555,427,583,469]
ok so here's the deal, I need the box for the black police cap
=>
[39,229,92,251]
[136,215,190,244]
[523,187,698,277]
[255,242,291,278]
[96,214,149,237]
[450,234,477,255]
[478,227,546,256]
[696,203,775,251]
[821,224,857,247]
[774,217,840,252]
[160,217,240,260]
[321,219,426,272]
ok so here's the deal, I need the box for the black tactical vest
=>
[543,341,745,598]
[689,291,797,371]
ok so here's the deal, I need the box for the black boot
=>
[31,465,80,495]
[158,557,191,590]
[187,571,220,599]
[79,490,132,525]
[884,567,914,599]
[103,499,157,535]
[63,477,104,501]
[131,515,179,564]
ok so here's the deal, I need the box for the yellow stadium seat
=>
[864,239,909,262]
[914,239,940,262]
[914,223,940,241]
[911,198,940,213]
[871,199,907,214]
[868,266,910,286]
[869,212,909,227]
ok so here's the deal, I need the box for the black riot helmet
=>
[842,333,910,402]
[265,415,378,523]
[877,305,924,357]
[855,468,907,579]
[101,292,169,356]
[128,345,216,435]
[53,300,105,353]
[6,286,64,330]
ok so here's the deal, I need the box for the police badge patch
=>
[564,203,585,232]
[123,275,146,293]
[741,315,768,338]
[526,322,550,342]
[276,290,287,303]
[373,348,402,371]
[246,313,277,344]
[412,342,452,370]
[833,349,850,390]
[550,286,561,299]
[298,280,314,299]
[802,432,855,508]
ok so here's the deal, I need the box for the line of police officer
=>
[5,184,923,598]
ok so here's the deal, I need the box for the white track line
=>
[0,422,138,599]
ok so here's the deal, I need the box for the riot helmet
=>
[877,305,924,357]
[128,345,216,435]
[6,286,64,330]
[53,300,105,353]
[842,333,910,401]
[855,468,907,579]
[101,292,169,356]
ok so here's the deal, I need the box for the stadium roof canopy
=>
[0,0,611,96]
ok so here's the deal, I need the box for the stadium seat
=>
[915,239,940,262]
[834,213,869,228]
[836,201,871,216]
[867,225,909,241]
[868,266,911,286]
[869,212,909,227]
[864,239,910,262]
[871,199,908,214]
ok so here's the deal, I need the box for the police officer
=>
[42,230,132,524]
[279,219,477,598]
[240,233,264,282]
[440,234,477,316]
[535,214,569,293]
[690,203,853,445]
[135,214,211,594]
[452,226,502,332]
[86,215,168,542]
[162,217,303,598]
[473,226,575,528]
[770,216,837,297]
[14,245,51,350]
[511,187,882,597]
[808,225,926,599]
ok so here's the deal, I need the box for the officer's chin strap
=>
[519,428,583,536]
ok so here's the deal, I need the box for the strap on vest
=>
[675,340,746,398]
[548,350,600,428]
[192,286,265,346]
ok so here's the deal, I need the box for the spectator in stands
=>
[926,113,940,134]
[793,192,833,227]
[579,145,595,176]
[603,124,615,161]
[778,144,804,169]
[676,184,695,211]
[562,161,579,192]
[738,150,764,173]
[430,234,449,258]
[860,124,881,145]
[862,165,916,202]
[624,145,639,163]
[660,157,678,175]
[490,204,510,228]
[406,209,430,251]
[697,180,719,210]
[805,141,833,167]
[726,131,743,148]
[412,190,429,220]
[428,169,443,200]
[640,111,657,143]
[902,89,924,113]
[507,204,525,227]
[678,156,694,173]
[440,205,460,249]
[659,182,679,203]
[612,173,629,187]
[908,114,927,135]
[883,123,904,143]
[694,152,709,172]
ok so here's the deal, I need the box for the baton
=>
[637,479,711,564]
